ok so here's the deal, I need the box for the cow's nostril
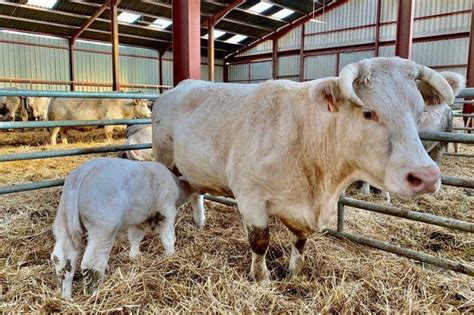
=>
[406,173,422,187]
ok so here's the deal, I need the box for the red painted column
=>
[172,0,201,86]
[159,50,164,93]
[223,62,229,82]
[464,2,474,122]
[374,0,382,57]
[395,0,415,59]
[272,38,278,79]
[68,39,75,91]
[110,0,120,91]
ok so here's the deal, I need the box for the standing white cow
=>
[26,97,51,121]
[361,71,465,201]
[48,98,151,145]
[152,57,453,284]
[51,158,200,300]
[0,88,27,122]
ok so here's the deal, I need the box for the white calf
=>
[51,157,199,300]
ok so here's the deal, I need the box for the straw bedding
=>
[0,129,472,312]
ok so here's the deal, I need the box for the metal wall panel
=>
[278,55,299,76]
[412,38,469,66]
[278,26,301,51]
[305,27,375,50]
[229,64,249,81]
[305,0,377,34]
[250,61,272,80]
[304,54,337,80]
[378,44,396,57]
[162,59,173,86]
[415,0,472,16]
[381,0,398,22]
[414,12,470,37]
[200,64,224,82]
[339,50,375,69]
[237,40,272,56]
[0,31,69,90]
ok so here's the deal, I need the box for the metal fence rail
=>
[0,90,161,99]
[0,118,151,130]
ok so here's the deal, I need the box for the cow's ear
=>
[309,78,343,112]
[417,71,464,106]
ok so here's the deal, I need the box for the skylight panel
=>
[27,0,57,9]
[202,30,226,40]
[272,8,294,19]
[248,2,273,14]
[150,18,172,29]
[117,12,141,24]
[226,34,247,44]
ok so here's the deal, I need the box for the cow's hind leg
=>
[281,221,307,279]
[191,195,205,229]
[51,233,80,300]
[50,127,60,145]
[60,128,69,144]
[80,225,117,295]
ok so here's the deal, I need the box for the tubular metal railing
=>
[0,89,472,277]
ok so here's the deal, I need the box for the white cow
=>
[26,97,51,121]
[0,88,27,121]
[361,71,465,202]
[124,125,153,161]
[152,57,453,284]
[51,158,200,300]
[47,98,151,145]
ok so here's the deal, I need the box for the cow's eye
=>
[362,110,377,121]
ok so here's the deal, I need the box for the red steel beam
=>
[226,0,350,61]
[71,0,111,44]
[272,38,278,79]
[374,0,382,57]
[172,0,201,85]
[159,50,165,93]
[69,39,75,91]
[298,23,305,82]
[465,2,474,122]
[395,0,415,59]
[110,0,121,91]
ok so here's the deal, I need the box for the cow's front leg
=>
[247,224,270,285]
[289,233,307,279]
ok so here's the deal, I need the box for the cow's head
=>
[132,99,152,118]
[312,57,454,198]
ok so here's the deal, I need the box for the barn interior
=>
[0,0,473,313]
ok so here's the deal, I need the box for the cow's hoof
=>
[193,220,205,230]
[288,271,307,282]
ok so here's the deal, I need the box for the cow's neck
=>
[297,110,357,230]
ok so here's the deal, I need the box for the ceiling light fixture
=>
[310,0,327,24]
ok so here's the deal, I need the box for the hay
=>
[0,131,473,312]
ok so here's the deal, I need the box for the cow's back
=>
[48,98,124,121]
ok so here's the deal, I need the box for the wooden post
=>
[68,39,75,91]
[159,50,164,94]
[110,0,121,91]
[374,0,382,57]
[172,0,201,86]
[208,19,215,82]
[464,1,474,126]
[272,38,278,79]
[395,0,415,59]
[299,24,305,82]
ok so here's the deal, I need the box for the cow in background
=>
[47,98,151,145]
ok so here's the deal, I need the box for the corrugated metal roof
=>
[0,0,317,59]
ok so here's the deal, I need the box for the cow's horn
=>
[417,65,454,105]
[338,63,365,107]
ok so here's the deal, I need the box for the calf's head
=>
[313,57,455,198]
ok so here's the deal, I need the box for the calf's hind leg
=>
[191,195,205,229]
[128,225,146,259]
[51,233,80,300]
[80,225,118,295]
